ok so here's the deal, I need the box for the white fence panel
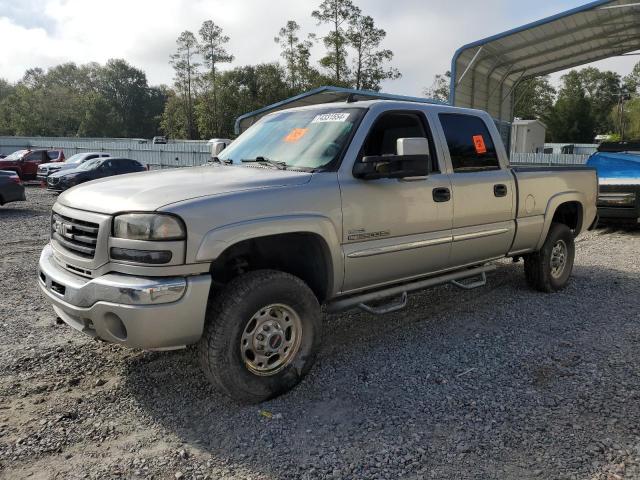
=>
[0,136,212,168]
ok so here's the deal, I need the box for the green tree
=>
[77,92,120,137]
[513,76,556,120]
[312,0,360,85]
[161,90,189,139]
[423,71,451,102]
[346,14,399,91]
[170,31,200,139]
[623,61,640,94]
[275,21,302,90]
[207,63,289,137]
[274,21,320,92]
[546,71,595,143]
[198,20,233,137]
[576,67,621,134]
[99,59,155,138]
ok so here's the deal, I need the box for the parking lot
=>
[0,186,638,479]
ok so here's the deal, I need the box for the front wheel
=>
[198,270,322,403]
[524,222,575,292]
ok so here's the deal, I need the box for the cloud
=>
[0,0,638,96]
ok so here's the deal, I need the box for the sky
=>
[0,0,638,96]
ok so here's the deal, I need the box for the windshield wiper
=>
[241,156,287,170]
[210,156,233,165]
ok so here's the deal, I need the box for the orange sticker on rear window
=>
[472,135,487,154]
[284,128,308,143]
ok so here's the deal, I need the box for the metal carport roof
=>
[234,86,442,134]
[451,0,640,122]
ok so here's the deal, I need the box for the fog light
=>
[110,247,172,264]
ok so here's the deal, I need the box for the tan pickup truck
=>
[38,100,598,402]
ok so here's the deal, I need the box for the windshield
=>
[77,158,103,171]
[218,107,364,170]
[64,153,87,164]
[4,150,28,161]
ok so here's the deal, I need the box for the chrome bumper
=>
[38,244,212,349]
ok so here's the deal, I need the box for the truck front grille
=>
[51,213,100,259]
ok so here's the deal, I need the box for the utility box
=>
[510,119,546,154]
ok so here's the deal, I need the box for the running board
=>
[326,264,496,314]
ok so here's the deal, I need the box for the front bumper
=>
[38,244,212,349]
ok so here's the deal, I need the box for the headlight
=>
[112,213,186,241]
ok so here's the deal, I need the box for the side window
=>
[439,113,499,172]
[25,151,43,161]
[47,151,59,160]
[86,154,98,160]
[361,112,438,171]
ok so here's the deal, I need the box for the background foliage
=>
[1,0,638,144]
[0,0,400,140]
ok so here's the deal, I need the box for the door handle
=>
[494,184,507,197]
[432,187,451,202]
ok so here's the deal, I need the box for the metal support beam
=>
[455,46,483,87]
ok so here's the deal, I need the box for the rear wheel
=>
[198,270,322,403]
[524,222,575,292]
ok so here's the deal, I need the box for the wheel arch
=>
[196,215,344,302]
[536,192,585,250]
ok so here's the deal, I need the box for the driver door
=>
[338,110,453,293]
[23,150,46,178]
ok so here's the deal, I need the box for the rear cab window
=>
[439,113,500,172]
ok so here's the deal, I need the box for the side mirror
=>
[353,138,430,180]
[397,137,430,157]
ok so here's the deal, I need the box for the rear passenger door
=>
[438,113,515,267]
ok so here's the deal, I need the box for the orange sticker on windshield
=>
[284,128,308,143]
[473,135,487,154]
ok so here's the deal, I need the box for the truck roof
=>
[235,86,445,134]
[260,99,490,119]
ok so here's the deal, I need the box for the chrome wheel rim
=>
[550,239,568,278]
[240,304,302,376]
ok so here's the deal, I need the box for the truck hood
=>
[58,165,313,214]
[0,159,18,168]
[587,152,640,184]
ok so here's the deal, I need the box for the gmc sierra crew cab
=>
[37,100,598,403]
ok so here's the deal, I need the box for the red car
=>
[0,149,65,181]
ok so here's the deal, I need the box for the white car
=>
[37,152,110,181]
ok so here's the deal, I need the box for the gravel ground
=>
[1,186,639,480]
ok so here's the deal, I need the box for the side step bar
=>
[326,264,496,314]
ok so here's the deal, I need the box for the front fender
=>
[535,191,588,250]
[195,214,344,296]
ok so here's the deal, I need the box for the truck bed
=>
[508,165,598,255]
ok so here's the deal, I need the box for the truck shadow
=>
[0,206,43,217]
[124,261,640,478]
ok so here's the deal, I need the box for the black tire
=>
[524,222,575,292]
[198,269,322,403]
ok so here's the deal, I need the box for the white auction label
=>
[311,112,350,123]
